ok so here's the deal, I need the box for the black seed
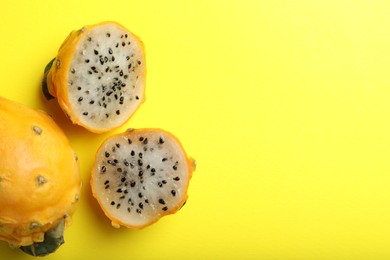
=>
[116,143,120,148]
[105,113,109,118]
[139,137,144,142]
[105,184,109,189]
[173,161,179,171]
[111,201,115,205]
[83,112,88,116]
[104,180,109,185]
[104,56,109,63]
[128,63,132,69]
[108,48,113,54]
[126,56,130,60]
[137,60,141,65]
[94,49,99,55]
[116,42,119,48]
[159,137,165,144]
[124,190,129,194]
[135,96,139,100]
[139,202,143,209]
[127,207,131,213]
[162,180,167,184]
[143,138,148,145]
[112,56,115,62]
[136,208,142,214]
[159,199,166,205]
[171,190,176,196]
[78,97,83,102]
[128,198,133,204]
[162,206,168,211]
[138,159,143,166]
[138,152,143,158]
[138,192,143,198]
[105,151,110,158]
[106,33,111,37]
[116,203,121,209]
[116,110,120,115]
[131,150,135,156]
[127,138,132,144]
[120,195,125,200]
[100,57,104,65]
[87,37,92,41]
[114,159,119,164]
[106,91,113,96]
[158,182,163,188]
[125,34,128,38]
[173,176,180,181]
[77,86,82,90]
[71,68,75,73]
[122,42,126,47]
[119,70,124,77]
[116,188,122,193]
[162,158,168,162]
[130,181,136,187]
[117,168,122,173]
[85,59,90,63]
[130,163,135,169]
[101,165,107,173]
[138,170,143,177]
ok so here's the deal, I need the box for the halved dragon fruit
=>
[90,128,195,228]
[43,21,146,133]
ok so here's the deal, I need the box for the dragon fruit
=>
[90,128,195,229]
[42,21,146,133]
[0,96,81,256]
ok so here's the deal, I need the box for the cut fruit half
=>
[91,128,195,228]
[43,21,146,133]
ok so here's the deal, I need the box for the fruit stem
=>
[42,58,55,100]
[19,218,65,257]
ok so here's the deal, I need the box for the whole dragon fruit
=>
[91,128,195,229]
[42,21,146,133]
[0,96,82,256]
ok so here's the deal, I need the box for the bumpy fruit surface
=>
[91,128,195,229]
[0,96,81,254]
[43,21,146,133]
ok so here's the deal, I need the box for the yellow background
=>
[1,0,390,259]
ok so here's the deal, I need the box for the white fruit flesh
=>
[92,129,191,228]
[68,23,145,131]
